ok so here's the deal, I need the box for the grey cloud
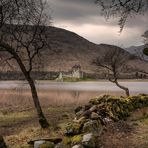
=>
[48,0,148,27]
[47,0,148,47]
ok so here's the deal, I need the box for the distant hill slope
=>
[125,45,148,61]
[0,26,148,75]
[41,26,148,74]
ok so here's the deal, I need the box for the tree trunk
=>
[27,76,49,128]
[0,43,49,128]
[27,77,49,128]
[115,79,130,97]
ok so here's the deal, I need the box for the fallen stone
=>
[82,133,95,148]
[28,138,62,145]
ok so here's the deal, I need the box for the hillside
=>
[125,45,148,61]
[39,26,148,74]
[0,26,148,77]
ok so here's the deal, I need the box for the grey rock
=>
[34,140,45,148]
[89,105,97,112]
[82,133,95,148]
[90,112,100,120]
[72,144,84,148]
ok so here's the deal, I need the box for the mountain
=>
[0,26,148,78]
[40,26,148,74]
[125,45,148,61]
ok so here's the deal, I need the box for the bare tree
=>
[93,47,130,96]
[0,0,52,128]
[95,0,148,32]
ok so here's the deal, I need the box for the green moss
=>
[65,122,83,136]
[89,94,148,121]
[0,111,33,127]
[39,142,54,148]
[62,136,72,145]
[71,134,83,144]
[62,134,83,145]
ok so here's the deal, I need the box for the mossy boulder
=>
[0,135,7,148]
[71,134,83,145]
[89,94,148,121]
[65,122,83,136]
[51,94,148,148]
[82,120,101,133]
[62,136,72,145]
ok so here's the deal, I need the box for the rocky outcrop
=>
[62,94,148,148]
[28,94,148,148]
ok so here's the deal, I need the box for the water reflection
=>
[0,81,147,108]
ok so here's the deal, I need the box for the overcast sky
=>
[47,0,148,48]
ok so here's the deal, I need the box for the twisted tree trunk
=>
[115,79,129,97]
[109,78,130,97]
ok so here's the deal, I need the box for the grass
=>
[0,111,34,127]
[0,105,75,147]
[0,85,147,147]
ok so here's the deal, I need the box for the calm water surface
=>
[0,81,147,93]
[0,81,147,107]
